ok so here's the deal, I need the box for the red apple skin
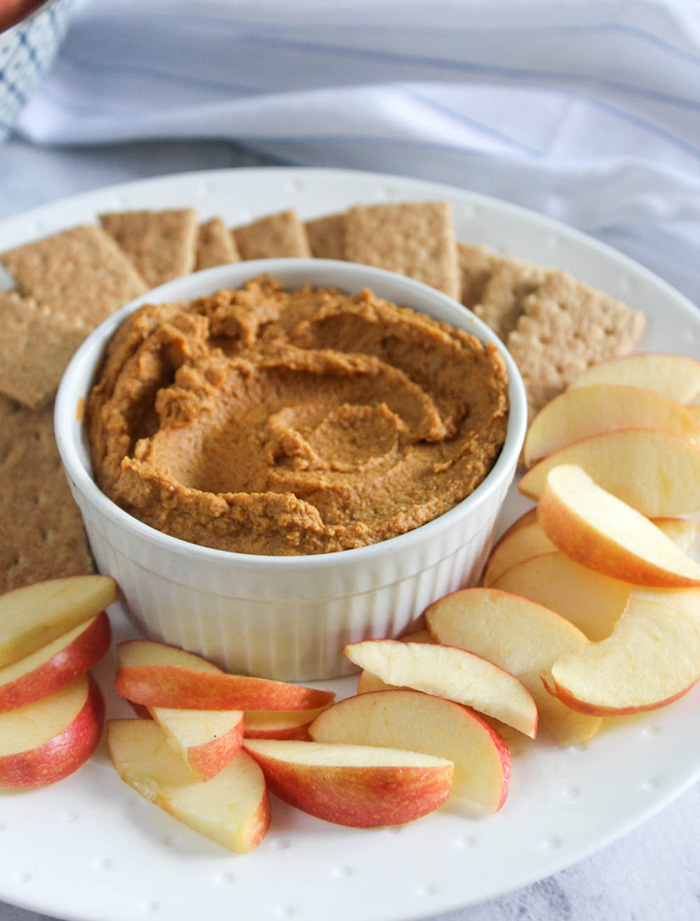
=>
[244,744,453,828]
[0,674,105,789]
[114,665,335,711]
[482,726,510,812]
[129,701,151,720]
[183,717,245,781]
[0,613,111,713]
[543,673,700,717]
[0,1,43,32]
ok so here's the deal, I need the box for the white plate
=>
[1,167,699,921]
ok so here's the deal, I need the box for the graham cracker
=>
[344,202,460,300]
[232,210,311,260]
[507,271,647,416]
[0,395,93,593]
[195,217,240,271]
[0,225,148,329]
[305,214,346,260]
[473,257,547,342]
[99,208,199,289]
[0,291,87,410]
[458,242,501,310]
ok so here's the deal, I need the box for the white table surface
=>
[1,135,699,921]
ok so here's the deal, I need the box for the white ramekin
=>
[55,259,527,681]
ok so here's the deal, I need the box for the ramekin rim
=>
[55,257,527,570]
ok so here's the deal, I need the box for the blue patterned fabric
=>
[0,0,73,139]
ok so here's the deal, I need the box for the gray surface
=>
[0,136,698,921]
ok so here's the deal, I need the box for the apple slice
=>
[0,612,111,712]
[492,551,630,641]
[309,689,510,813]
[108,719,269,853]
[129,702,152,720]
[490,519,700,628]
[115,640,334,711]
[0,575,117,668]
[483,521,556,587]
[244,739,453,827]
[356,671,393,694]
[654,518,700,560]
[523,384,700,468]
[243,705,331,741]
[343,640,538,739]
[425,588,602,746]
[498,508,539,539]
[547,590,700,714]
[397,629,434,644]
[0,674,104,788]
[355,629,435,695]
[484,517,698,593]
[569,353,700,404]
[539,465,700,588]
[519,429,700,515]
[149,707,244,780]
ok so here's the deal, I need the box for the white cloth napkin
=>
[15,0,700,309]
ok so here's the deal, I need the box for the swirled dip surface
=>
[87,277,509,555]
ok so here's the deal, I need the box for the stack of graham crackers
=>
[0,201,645,592]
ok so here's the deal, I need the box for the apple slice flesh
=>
[344,640,538,739]
[0,674,104,788]
[539,465,700,588]
[0,612,111,712]
[569,353,700,404]
[519,429,700,515]
[523,384,700,467]
[244,739,453,828]
[108,719,269,853]
[496,509,539,544]
[309,689,510,813]
[548,591,700,714]
[115,640,334,711]
[654,519,700,561]
[149,707,244,780]
[243,706,330,740]
[0,575,117,668]
[356,671,393,694]
[355,630,434,696]
[492,551,631,641]
[483,521,556,587]
[118,640,224,672]
[425,588,602,746]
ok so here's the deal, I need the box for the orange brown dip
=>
[86,277,509,555]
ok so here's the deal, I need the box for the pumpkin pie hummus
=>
[86,277,509,555]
